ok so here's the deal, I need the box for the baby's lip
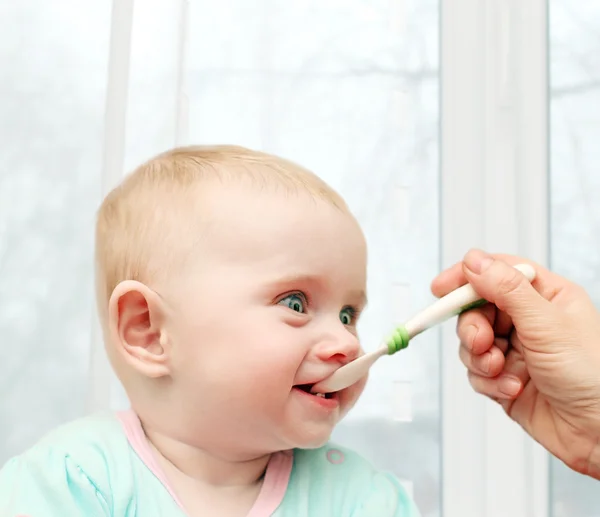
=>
[292,383,338,400]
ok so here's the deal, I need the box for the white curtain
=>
[1,1,600,516]
[0,0,111,461]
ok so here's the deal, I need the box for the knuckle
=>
[495,267,524,298]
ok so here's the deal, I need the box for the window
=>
[3,1,600,516]
[549,1,600,515]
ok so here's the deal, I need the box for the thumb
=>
[462,249,552,332]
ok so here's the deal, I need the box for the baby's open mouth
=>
[294,384,335,399]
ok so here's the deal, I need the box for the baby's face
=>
[162,184,368,455]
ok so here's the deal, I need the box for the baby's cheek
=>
[247,359,297,391]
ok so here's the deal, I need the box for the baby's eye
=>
[339,307,356,325]
[278,293,306,313]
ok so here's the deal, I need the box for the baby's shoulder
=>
[30,411,128,462]
[0,412,138,515]
[289,443,420,516]
[3,411,133,491]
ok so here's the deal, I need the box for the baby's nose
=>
[314,333,361,365]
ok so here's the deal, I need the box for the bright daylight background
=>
[0,1,599,516]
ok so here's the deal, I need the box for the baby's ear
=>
[108,280,171,378]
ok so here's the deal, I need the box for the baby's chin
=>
[288,429,333,450]
[278,416,339,450]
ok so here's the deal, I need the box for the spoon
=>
[311,263,536,394]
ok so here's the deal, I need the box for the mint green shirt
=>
[0,411,420,516]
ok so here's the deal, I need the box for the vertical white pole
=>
[88,0,135,412]
[441,0,549,515]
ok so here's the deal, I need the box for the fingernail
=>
[499,376,521,397]
[464,249,494,275]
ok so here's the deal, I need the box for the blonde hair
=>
[94,145,346,319]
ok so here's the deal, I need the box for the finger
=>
[467,343,529,400]
[463,249,569,305]
[498,351,531,415]
[456,304,496,354]
[456,300,515,351]
[459,341,506,377]
[431,250,564,302]
[431,252,529,297]
[462,251,570,346]
[501,344,529,385]
[468,371,523,400]
[431,261,465,298]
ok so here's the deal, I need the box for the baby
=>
[0,146,420,516]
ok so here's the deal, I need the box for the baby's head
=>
[95,145,368,459]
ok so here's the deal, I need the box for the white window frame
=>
[440,0,549,516]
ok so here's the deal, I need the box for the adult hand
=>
[431,249,600,480]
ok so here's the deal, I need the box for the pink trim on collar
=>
[116,410,292,516]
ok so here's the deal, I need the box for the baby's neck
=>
[143,423,271,488]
